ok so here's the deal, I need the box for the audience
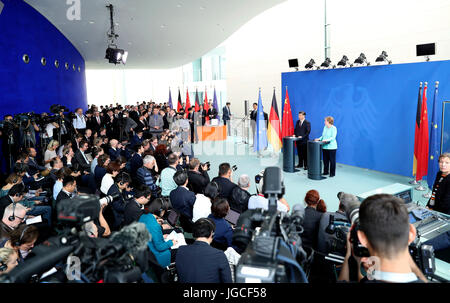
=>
[170,171,196,221]
[176,218,232,283]
[229,174,252,213]
[301,190,326,250]
[0,225,39,263]
[1,203,28,242]
[123,185,151,226]
[100,162,121,195]
[187,158,210,195]
[56,176,76,203]
[0,248,19,275]
[136,155,159,197]
[247,172,290,212]
[159,153,179,197]
[192,182,219,222]
[107,172,132,231]
[207,198,233,249]
[211,163,238,201]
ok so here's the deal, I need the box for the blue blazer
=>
[207,214,233,247]
[222,106,231,121]
[130,135,143,148]
[139,213,173,267]
[130,153,143,176]
[169,186,196,220]
[175,241,232,283]
[94,166,107,188]
[108,147,122,161]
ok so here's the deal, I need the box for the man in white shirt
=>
[247,173,290,212]
[73,108,87,135]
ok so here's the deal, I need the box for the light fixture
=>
[320,58,335,69]
[104,4,128,65]
[354,53,370,66]
[337,55,352,68]
[304,59,317,70]
[375,51,392,64]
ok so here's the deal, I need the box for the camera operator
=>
[41,114,60,148]
[338,193,427,283]
[247,171,290,212]
[316,201,348,256]
[17,115,40,149]
[107,172,132,231]
[72,108,87,135]
[0,115,19,172]
[187,158,210,195]
[211,163,238,201]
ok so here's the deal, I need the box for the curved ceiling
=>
[24,0,286,69]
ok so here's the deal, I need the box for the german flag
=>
[267,88,282,152]
[177,88,182,112]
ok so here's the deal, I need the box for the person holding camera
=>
[107,172,132,231]
[229,174,252,213]
[338,193,426,283]
[187,158,210,195]
[175,218,232,283]
[247,171,290,212]
[211,163,238,201]
[108,139,124,162]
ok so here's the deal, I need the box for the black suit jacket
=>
[294,119,311,144]
[169,186,196,220]
[0,196,14,220]
[428,172,450,214]
[56,190,71,203]
[207,108,218,120]
[175,241,232,283]
[123,200,144,226]
[211,176,238,200]
[187,170,210,195]
[74,150,90,172]
[301,206,323,249]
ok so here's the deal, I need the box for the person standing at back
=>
[294,111,311,169]
[222,102,232,136]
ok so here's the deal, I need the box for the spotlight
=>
[104,4,128,65]
[375,51,392,64]
[304,59,317,70]
[337,55,352,68]
[354,53,370,66]
[320,58,335,69]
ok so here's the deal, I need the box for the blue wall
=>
[282,60,450,177]
[0,0,87,118]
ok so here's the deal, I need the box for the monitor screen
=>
[416,43,435,56]
[395,189,412,204]
[409,213,418,224]
[225,209,240,226]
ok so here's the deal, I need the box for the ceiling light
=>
[320,58,335,69]
[304,59,317,70]
[375,51,392,64]
[354,53,370,66]
[89,21,95,24]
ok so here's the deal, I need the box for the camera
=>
[409,239,435,277]
[50,104,69,114]
[232,165,237,172]
[233,167,309,283]
[99,192,121,206]
[337,192,370,257]
[200,161,210,171]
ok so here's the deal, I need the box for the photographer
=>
[338,193,426,283]
[229,174,252,213]
[247,171,290,212]
[17,115,40,149]
[0,115,19,172]
[107,172,132,231]
[187,158,210,195]
[211,163,238,201]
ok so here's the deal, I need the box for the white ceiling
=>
[24,0,286,69]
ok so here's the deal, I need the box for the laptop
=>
[225,209,240,226]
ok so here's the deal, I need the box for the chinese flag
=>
[185,89,191,117]
[412,84,422,176]
[281,87,294,138]
[204,90,210,122]
[416,83,429,181]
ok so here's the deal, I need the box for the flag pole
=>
[422,81,439,198]
[415,82,428,191]
[410,81,423,185]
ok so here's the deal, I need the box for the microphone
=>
[109,222,151,257]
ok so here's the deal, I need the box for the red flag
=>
[204,89,210,122]
[416,83,429,181]
[413,83,422,176]
[194,89,200,112]
[177,88,182,112]
[185,89,191,117]
[281,87,294,138]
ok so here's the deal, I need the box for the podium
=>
[283,136,301,173]
[307,140,325,180]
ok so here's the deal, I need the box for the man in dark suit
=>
[187,107,197,144]
[187,158,210,195]
[56,176,76,203]
[90,111,104,135]
[211,163,238,201]
[130,129,144,149]
[130,143,145,177]
[175,218,232,283]
[294,111,311,169]
[73,140,91,173]
[26,147,47,176]
[123,185,151,226]
[169,171,196,220]
[222,102,232,135]
[207,107,218,121]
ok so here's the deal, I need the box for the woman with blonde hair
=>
[44,140,60,169]
[0,248,19,275]
[315,116,337,177]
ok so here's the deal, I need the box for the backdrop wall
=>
[0,0,87,118]
[282,60,450,177]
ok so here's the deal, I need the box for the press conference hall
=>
[1,0,450,293]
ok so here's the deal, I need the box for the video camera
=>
[233,167,309,283]
[200,161,211,171]
[0,195,151,283]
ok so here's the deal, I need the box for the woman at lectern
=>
[427,153,450,215]
[315,116,337,177]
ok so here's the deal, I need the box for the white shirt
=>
[43,123,56,139]
[100,173,114,195]
[73,114,86,129]
[192,194,211,222]
[44,150,57,169]
[248,194,288,212]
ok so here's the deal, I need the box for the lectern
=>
[282,136,301,173]
[307,140,325,180]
